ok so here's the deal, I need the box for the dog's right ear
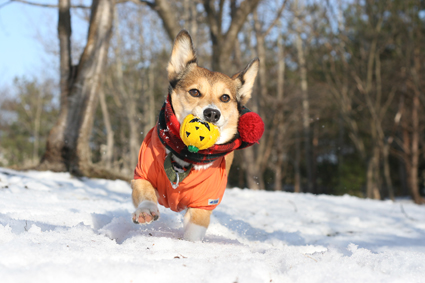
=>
[167,30,197,84]
[232,58,259,106]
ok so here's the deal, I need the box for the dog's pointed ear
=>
[232,58,259,106]
[167,30,197,83]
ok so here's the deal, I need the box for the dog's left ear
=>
[167,30,197,83]
[232,58,259,106]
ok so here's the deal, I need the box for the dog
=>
[131,30,260,241]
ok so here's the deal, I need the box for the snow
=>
[0,167,424,283]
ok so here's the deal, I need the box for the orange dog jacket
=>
[134,126,228,212]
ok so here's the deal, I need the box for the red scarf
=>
[157,95,264,165]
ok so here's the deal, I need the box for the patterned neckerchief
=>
[157,94,255,165]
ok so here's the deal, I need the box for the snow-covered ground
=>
[0,167,424,283]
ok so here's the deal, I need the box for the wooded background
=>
[0,0,424,204]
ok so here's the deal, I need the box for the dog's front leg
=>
[183,208,212,241]
[131,179,160,224]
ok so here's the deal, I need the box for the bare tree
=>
[274,31,287,191]
[138,0,261,74]
[38,0,73,172]
[138,0,181,40]
[98,88,114,169]
[39,0,123,179]
[203,0,261,73]
[112,5,142,173]
[394,8,425,204]
[293,0,313,193]
[248,2,287,190]
[32,83,44,165]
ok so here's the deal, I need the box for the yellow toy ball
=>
[180,114,220,153]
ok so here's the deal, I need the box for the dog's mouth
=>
[175,104,237,144]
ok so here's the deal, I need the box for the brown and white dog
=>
[131,30,259,241]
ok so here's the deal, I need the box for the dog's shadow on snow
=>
[210,210,306,246]
[95,209,306,246]
[92,209,186,244]
[92,210,245,245]
[0,212,71,235]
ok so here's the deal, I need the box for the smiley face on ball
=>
[180,114,220,153]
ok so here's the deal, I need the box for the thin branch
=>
[0,1,13,9]
[400,204,417,221]
[7,0,90,8]
[136,0,155,8]
[137,0,180,40]
[203,0,220,41]
[218,0,225,35]
[262,0,287,37]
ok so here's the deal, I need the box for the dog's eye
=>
[189,89,201,97]
[220,94,230,103]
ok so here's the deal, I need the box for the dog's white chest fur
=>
[166,148,213,171]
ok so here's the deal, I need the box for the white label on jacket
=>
[208,198,219,205]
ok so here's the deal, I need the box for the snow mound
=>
[0,168,424,283]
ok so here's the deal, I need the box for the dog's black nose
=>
[203,108,221,123]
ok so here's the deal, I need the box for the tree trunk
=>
[274,34,286,191]
[32,88,43,165]
[243,147,261,190]
[39,0,122,180]
[148,0,181,41]
[401,110,424,203]
[294,124,301,193]
[409,38,424,204]
[99,88,114,169]
[398,17,424,204]
[203,0,261,73]
[398,155,408,196]
[63,0,114,176]
[337,114,344,194]
[189,1,198,43]
[241,11,271,191]
[312,124,318,194]
[410,86,423,204]
[143,67,156,136]
[38,0,72,171]
[183,0,198,42]
[294,0,313,193]
[113,5,140,173]
[382,142,394,201]
[366,145,381,199]
[126,101,140,172]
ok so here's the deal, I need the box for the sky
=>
[0,1,90,88]
[0,1,54,86]
[0,0,336,90]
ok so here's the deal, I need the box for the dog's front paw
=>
[132,201,160,224]
[183,221,207,242]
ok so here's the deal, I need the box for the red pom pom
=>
[238,112,264,144]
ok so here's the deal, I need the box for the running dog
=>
[131,30,263,241]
